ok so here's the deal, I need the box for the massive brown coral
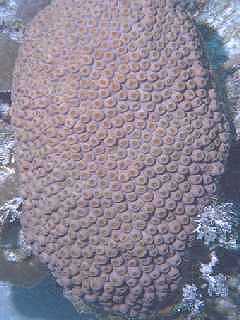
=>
[11,0,230,318]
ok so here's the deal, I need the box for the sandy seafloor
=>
[0,1,240,320]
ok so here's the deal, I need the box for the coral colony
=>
[11,0,230,318]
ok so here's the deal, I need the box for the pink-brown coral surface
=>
[11,0,230,318]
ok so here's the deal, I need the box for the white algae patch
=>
[0,0,24,42]
[180,284,204,317]
[0,0,51,42]
[0,197,22,226]
[0,129,15,166]
[195,203,240,250]
[198,0,240,57]
[200,251,228,297]
[177,201,240,318]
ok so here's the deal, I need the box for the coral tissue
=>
[11,0,230,318]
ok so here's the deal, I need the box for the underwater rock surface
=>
[11,0,231,318]
[198,0,240,57]
[0,276,83,320]
[196,0,240,141]
[0,0,50,91]
[0,34,19,92]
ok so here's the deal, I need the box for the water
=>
[0,1,240,320]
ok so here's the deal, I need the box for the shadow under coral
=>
[0,276,89,320]
[221,141,240,202]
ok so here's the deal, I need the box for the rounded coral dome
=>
[11,0,230,318]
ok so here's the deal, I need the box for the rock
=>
[0,0,51,91]
[16,0,51,24]
[0,34,19,92]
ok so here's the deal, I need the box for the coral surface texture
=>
[11,0,230,318]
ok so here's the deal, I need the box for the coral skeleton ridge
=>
[11,0,230,318]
